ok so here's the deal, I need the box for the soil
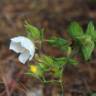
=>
[0,0,96,96]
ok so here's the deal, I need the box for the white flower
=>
[9,36,35,64]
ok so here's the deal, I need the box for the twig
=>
[60,80,64,96]
[2,76,11,96]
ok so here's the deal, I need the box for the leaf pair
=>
[53,57,78,77]
[25,21,44,41]
[28,55,62,78]
[37,55,78,78]
[47,37,71,55]
[68,21,96,60]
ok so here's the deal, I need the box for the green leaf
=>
[25,22,40,40]
[41,55,54,66]
[48,37,70,51]
[53,69,62,78]
[68,21,84,39]
[86,21,96,41]
[52,57,66,78]
[40,28,44,41]
[66,47,72,56]
[77,35,92,46]
[36,55,54,67]
[82,41,94,60]
[91,93,96,96]
[67,58,78,65]
[53,57,67,68]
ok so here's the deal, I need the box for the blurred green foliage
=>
[68,21,96,60]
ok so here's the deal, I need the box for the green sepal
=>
[68,21,84,39]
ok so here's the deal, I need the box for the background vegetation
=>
[0,0,96,96]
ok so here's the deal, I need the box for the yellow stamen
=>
[30,65,37,73]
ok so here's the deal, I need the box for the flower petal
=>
[29,54,34,61]
[10,36,35,64]
[11,36,35,56]
[10,41,25,53]
[18,51,30,64]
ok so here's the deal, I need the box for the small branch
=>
[60,80,64,96]
[2,77,10,96]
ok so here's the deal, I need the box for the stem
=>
[42,79,64,96]
[34,39,54,44]
[35,38,65,95]
[43,80,61,83]
[60,80,64,96]
[59,67,64,96]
